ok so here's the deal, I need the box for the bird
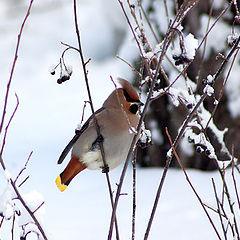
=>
[55,78,143,192]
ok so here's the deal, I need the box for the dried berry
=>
[188,136,194,143]
[187,103,193,109]
[173,54,191,66]
[205,149,211,156]
[196,146,203,153]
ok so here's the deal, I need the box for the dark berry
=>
[205,149,211,156]
[187,103,193,109]
[188,136,194,143]
[196,146,203,153]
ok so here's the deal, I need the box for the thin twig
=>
[204,47,240,132]
[0,93,19,155]
[72,1,119,239]
[197,0,215,82]
[0,0,33,136]
[11,213,15,240]
[33,201,45,215]
[138,3,159,43]
[218,165,240,239]
[14,151,33,184]
[108,21,176,240]
[231,146,240,210]
[166,128,222,240]
[203,203,226,218]
[0,0,48,238]
[0,155,48,240]
[144,34,240,240]
[131,148,137,240]
[109,1,201,238]
[116,55,141,77]
[212,178,227,240]
[119,0,144,57]
[0,217,4,229]
[18,176,30,188]
[163,0,170,26]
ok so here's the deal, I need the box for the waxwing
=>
[56,78,143,192]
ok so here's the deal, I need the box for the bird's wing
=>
[57,107,105,164]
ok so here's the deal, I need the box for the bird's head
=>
[103,78,143,114]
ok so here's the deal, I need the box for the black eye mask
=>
[129,104,139,114]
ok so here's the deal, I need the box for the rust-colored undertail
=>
[56,155,87,192]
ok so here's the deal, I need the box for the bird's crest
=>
[117,78,139,102]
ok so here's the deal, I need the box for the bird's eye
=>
[129,104,138,114]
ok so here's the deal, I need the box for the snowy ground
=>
[1,165,237,240]
[0,0,239,239]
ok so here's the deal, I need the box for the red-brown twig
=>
[0,0,49,239]
[166,128,222,240]
[108,20,175,240]
[0,93,19,155]
[108,1,202,238]
[144,34,240,240]
[231,147,240,210]
[14,151,33,185]
[118,0,144,58]
[204,47,240,132]
[0,1,33,136]
[0,156,48,240]
[211,178,228,239]
[32,201,45,215]
[72,1,119,239]
[131,148,138,240]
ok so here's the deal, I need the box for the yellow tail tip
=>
[56,175,68,192]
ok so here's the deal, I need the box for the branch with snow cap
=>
[0,0,48,238]
[172,32,198,67]
[0,155,47,240]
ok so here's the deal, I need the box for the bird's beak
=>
[138,101,144,106]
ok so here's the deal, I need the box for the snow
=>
[43,167,239,240]
[139,122,152,144]
[227,32,240,47]
[0,185,15,220]
[171,33,198,67]
[0,0,239,239]
[184,33,198,60]
[203,84,214,96]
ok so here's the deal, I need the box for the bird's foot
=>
[101,165,109,173]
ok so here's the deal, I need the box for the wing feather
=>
[57,107,104,164]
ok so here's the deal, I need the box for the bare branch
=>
[72,1,119,238]
[14,151,33,185]
[212,178,228,239]
[0,93,19,155]
[231,146,240,210]
[165,128,222,240]
[0,0,34,136]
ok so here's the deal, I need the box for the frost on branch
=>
[203,85,214,97]
[19,190,46,239]
[227,32,239,47]
[50,57,73,84]
[172,33,198,66]
[138,122,152,148]
[160,72,231,165]
[183,101,232,165]
[0,183,46,239]
[0,185,17,220]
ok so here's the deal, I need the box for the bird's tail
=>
[56,155,86,192]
